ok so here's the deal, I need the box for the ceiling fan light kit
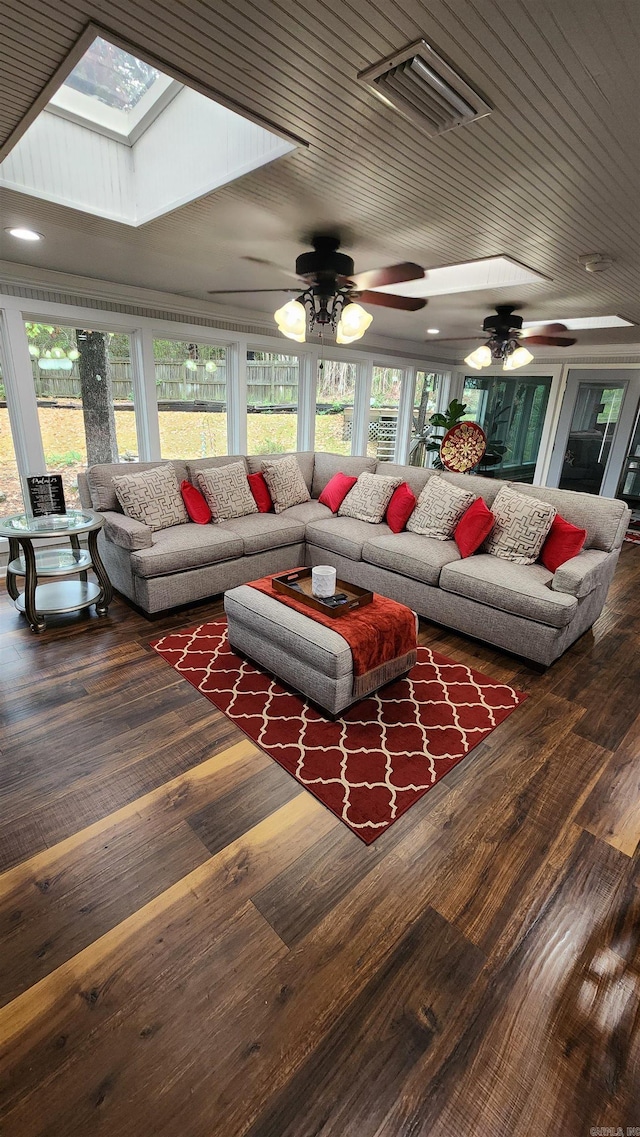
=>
[463,305,575,371]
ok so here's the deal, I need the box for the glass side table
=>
[0,509,113,633]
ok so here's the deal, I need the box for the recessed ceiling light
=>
[522,315,633,331]
[427,328,440,334]
[5,227,43,241]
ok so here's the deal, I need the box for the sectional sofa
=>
[78,451,630,666]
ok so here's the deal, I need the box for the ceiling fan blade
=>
[206,288,301,295]
[348,262,425,291]
[523,334,577,347]
[241,256,301,281]
[521,322,569,337]
[357,290,427,311]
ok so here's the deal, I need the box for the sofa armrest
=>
[101,510,153,551]
[551,548,615,599]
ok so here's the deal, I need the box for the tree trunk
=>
[76,330,119,466]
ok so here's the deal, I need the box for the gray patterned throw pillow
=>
[406,475,476,540]
[197,461,258,522]
[483,485,556,564]
[261,455,310,514]
[338,471,402,523]
[113,464,188,532]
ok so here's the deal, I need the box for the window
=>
[246,351,299,454]
[371,366,405,461]
[409,371,439,466]
[462,374,552,481]
[0,344,22,514]
[154,338,227,461]
[27,321,138,509]
[315,359,358,456]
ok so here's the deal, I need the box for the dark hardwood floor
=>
[1,546,639,1136]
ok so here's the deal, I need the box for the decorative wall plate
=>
[440,421,487,472]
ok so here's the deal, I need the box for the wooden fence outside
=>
[32,360,300,405]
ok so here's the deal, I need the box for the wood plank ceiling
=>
[0,0,639,352]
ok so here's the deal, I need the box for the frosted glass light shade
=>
[336,303,373,344]
[274,299,306,342]
[503,346,534,370]
[464,344,492,369]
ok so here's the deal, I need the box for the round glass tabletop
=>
[0,509,100,538]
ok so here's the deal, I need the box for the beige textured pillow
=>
[113,464,188,532]
[339,471,401,523]
[197,461,258,522]
[261,455,310,514]
[407,475,476,541]
[483,485,556,564]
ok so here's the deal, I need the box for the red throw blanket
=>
[247,571,417,676]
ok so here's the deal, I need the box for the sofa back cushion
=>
[247,451,315,492]
[87,460,188,512]
[312,453,376,497]
[113,464,189,532]
[507,482,629,551]
[440,470,505,507]
[375,462,436,498]
[186,455,248,483]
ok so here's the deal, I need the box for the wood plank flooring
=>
[0,546,639,1136]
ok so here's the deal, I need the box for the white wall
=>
[0,113,134,223]
[133,87,295,223]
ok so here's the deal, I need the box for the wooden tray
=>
[271,568,373,619]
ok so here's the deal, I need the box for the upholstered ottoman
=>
[224,584,418,717]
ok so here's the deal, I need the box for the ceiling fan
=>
[206,233,428,344]
[438,305,577,370]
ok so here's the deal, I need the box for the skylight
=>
[373,256,548,298]
[0,29,300,225]
[63,38,162,112]
[522,315,633,330]
[48,37,179,144]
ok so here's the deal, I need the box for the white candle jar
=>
[312,565,337,599]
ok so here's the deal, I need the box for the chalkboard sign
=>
[26,474,67,517]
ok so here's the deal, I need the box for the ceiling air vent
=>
[358,39,491,138]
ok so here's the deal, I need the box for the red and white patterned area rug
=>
[152,620,527,843]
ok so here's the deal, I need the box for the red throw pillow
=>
[454,497,494,558]
[540,514,587,572]
[386,482,417,533]
[247,471,273,513]
[319,472,358,512]
[180,480,212,525]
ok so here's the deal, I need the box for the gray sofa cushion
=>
[375,463,435,497]
[363,531,461,586]
[305,516,391,561]
[131,524,243,578]
[87,460,188,512]
[441,470,504,507]
[440,554,578,628]
[312,453,377,497]
[216,512,305,554]
[509,483,629,551]
[246,451,315,492]
[281,500,333,523]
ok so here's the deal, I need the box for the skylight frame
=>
[47,72,182,145]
